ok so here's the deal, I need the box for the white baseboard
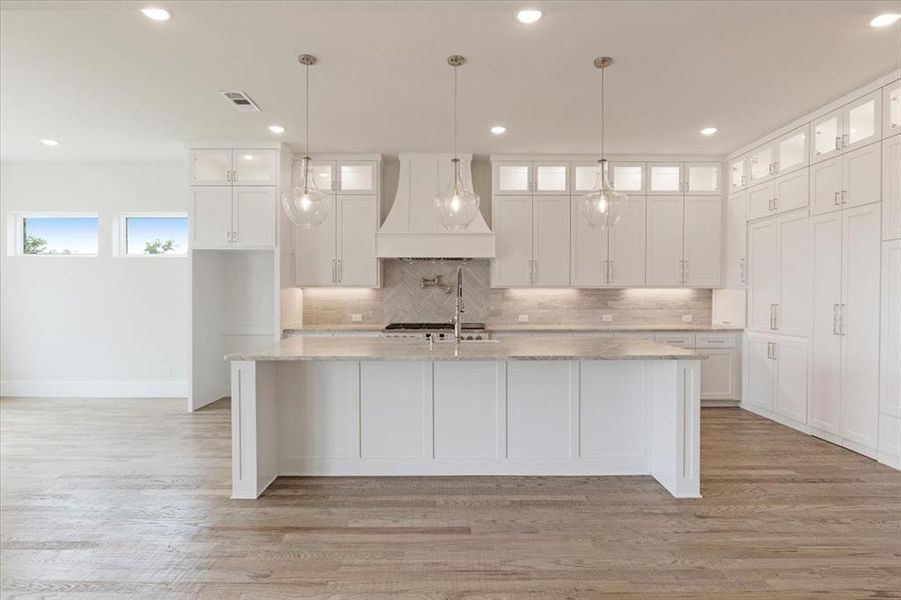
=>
[0,380,187,398]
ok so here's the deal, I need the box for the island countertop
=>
[226,335,707,362]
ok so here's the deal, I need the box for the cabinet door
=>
[190,149,231,185]
[232,187,276,247]
[773,168,809,214]
[570,197,608,287]
[685,162,720,195]
[683,196,722,287]
[884,135,901,240]
[840,204,881,453]
[808,213,843,436]
[745,334,775,412]
[491,195,533,287]
[842,90,881,151]
[610,162,645,193]
[748,143,775,185]
[608,196,647,287]
[842,142,881,209]
[884,81,900,138]
[774,338,808,424]
[725,192,748,287]
[296,196,337,286]
[532,196,570,286]
[338,161,378,194]
[747,220,778,332]
[747,181,775,221]
[810,156,842,216]
[881,239,901,419]
[645,196,684,285]
[232,149,278,185]
[573,162,599,193]
[534,162,569,194]
[647,163,683,194]
[776,212,810,338]
[775,125,809,176]
[306,160,336,193]
[191,186,232,248]
[812,108,843,163]
[700,349,738,401]
[337,195,379,286]
[493,162,532,195]
[729,156,747,192]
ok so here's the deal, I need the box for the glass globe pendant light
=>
[434,55,480,231]
[580,56,627,230]
[282,54,330,229]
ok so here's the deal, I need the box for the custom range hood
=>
[376,153,495,258]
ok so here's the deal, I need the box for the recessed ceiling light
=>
[516,9,542,24]
[40,139,59,147]
[870,13,901,27]
[490,125,507,135]
[268,125,285,134]
[140,7,171,21]
[242,154,254,160]
[700,127,718,136]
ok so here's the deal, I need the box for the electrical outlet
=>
[682,314,693,323]
[518,314,529,323]
[351,314,363,322]
[602,314,613,322]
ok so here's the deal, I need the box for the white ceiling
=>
[1,0,899,161]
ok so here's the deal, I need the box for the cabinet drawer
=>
[613,332,656,341]
[696,333,737,349]
[654,333,695,348]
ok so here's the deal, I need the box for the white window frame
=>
[114,212,190,258]
[7,212,100,257]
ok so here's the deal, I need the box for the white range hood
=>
[376,153,495,258]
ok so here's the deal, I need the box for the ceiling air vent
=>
[220,91,261,112]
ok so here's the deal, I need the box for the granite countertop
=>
[227,336,707,362]
[285,324,742,333]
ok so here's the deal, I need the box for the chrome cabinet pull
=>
[841,190,847,204]
[769,304,777,330]
[835,136,842,151]
[331,259,337,284]
[683,259,688,284]
[741,175,747,186]
[609,260,614,283]
[337,259,342,283]
[232,230,238,243]
[773,161,779,174]
[834,191,841,206]
[842,134,849,148]
[739,257,746,284]
[533,259,538,284]
[772,342,777,361]
[774,303,779,330]
[840,303,846,335]
[832,303,840,335]
[772,197,778,212]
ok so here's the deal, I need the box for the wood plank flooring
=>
[1,398,899,599]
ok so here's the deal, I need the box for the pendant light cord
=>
[453,64,459,160]
[600,64,605,160]
[305,63,310,158]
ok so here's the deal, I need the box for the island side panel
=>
[649,360,702,498]
[231,360,279,499]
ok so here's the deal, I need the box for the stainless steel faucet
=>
[454,265,464,343]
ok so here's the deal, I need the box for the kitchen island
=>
[226,336,705,499]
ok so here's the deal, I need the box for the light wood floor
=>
[1,398,899,599]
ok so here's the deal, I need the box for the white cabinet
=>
[884,80,900,138]
[774,125,809,176]
[571,196,646,287]
[729,156,747,192]
[747,211,809,337]
[744,333,808,425]
[296,195,379,287]
[812,108,844,163]
[812,92,882,163]
[645,196,722,287]
[191,148,278,186]
[881,239,901,419]
[685,163,721,195]
[811,142,882,216]
[494,161,569,195]
[492,195,569,287]
[748,168,810,220]
[298,159,379,194]
[646,196,685,286]
[748,143,776,186]
[647,162,720,195]
[701,350,738,401]
[574,161,645,193]
[808,204,881,456]
[648,162,683,194]
[725,191,748,287]
[883,135,901,240]
[191,186,276,249]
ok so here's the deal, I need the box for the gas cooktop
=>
[383,322,486,331]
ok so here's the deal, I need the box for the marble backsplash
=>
[299,259,713,329]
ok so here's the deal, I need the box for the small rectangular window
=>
[121,215,188,256]
[20,215,98,255]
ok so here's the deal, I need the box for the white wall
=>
[0,161,189,397]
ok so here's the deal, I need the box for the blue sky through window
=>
[23,217,98,255]
[125,217,188,255]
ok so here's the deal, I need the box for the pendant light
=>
[579,56,627,230]
[282,54,330,229]
[434,55,480,231]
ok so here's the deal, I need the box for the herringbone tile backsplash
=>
[300,260,713,328]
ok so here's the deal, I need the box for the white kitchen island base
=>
[230,355,701,500]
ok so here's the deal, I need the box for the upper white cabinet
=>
[646,195,721,287]
[685,163,721,195]
[494,161,569,195]
[574,161,646,194]
[810,142,881,216]
[192,186,276,249]
[884,80,900,138]
[725,191,748,287]
[812,91,882,163]
[571,195,646,287]
[883,134,901,240]
[648,162,720,195]
[190,148,278,186]
[491,195,570,287]
[647,163,683,194]
[747,168,809,220]
[297,159,379,194]
[774,125,809,176]
[748,143,776,185]
[729,156,747,192]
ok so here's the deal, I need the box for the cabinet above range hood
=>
[376,153,495,258]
